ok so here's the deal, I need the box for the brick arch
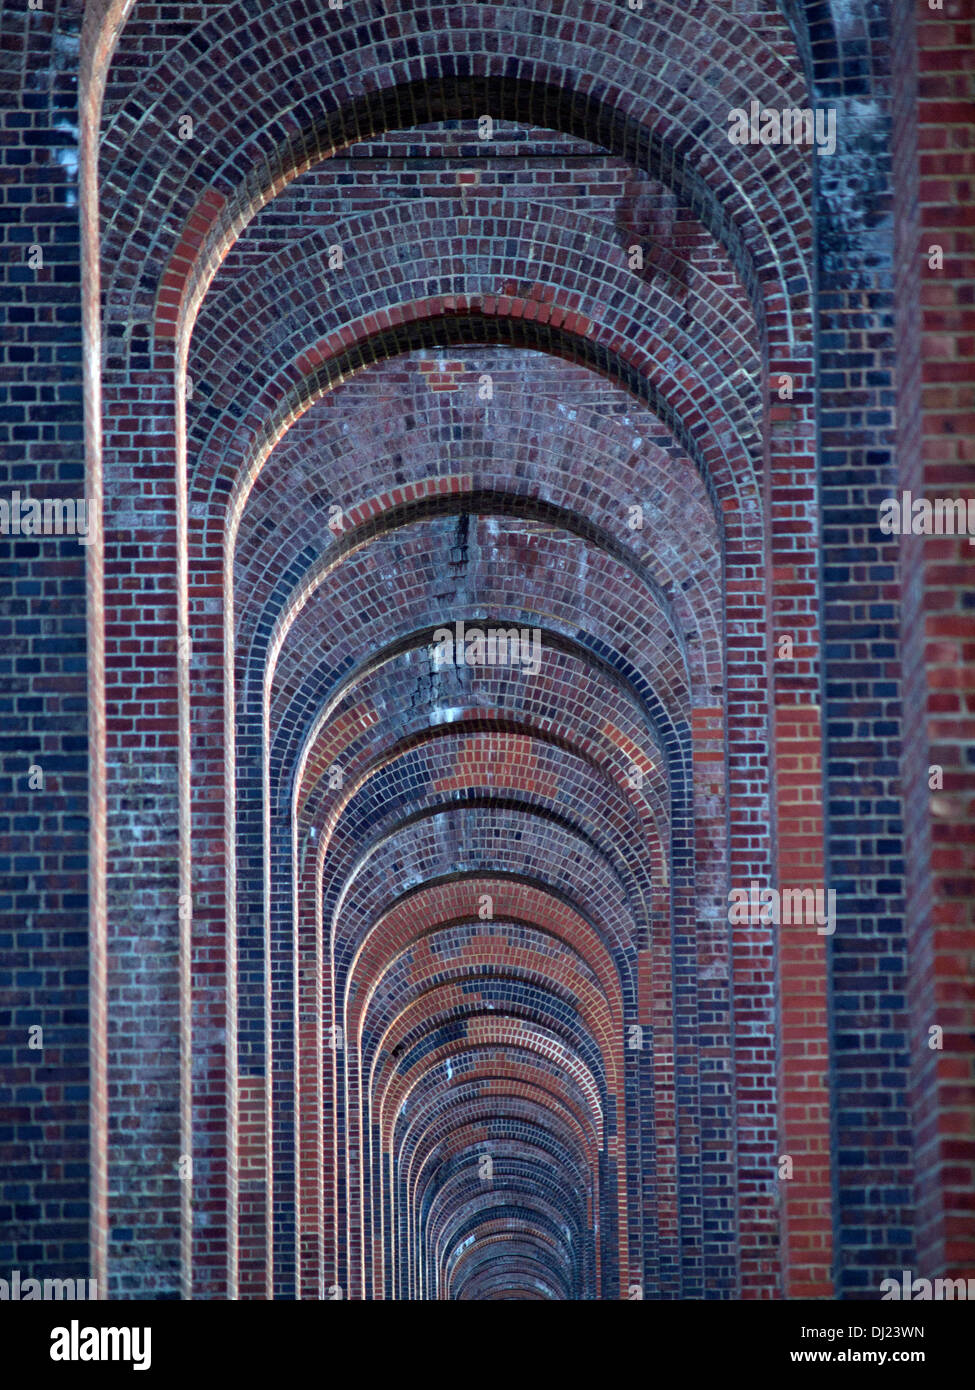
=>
[325,818,649,1032]
[228,359,724,689]
[369,1000,611,1289]
[268,498,699,1299]
[257,480,700,1301]
[447,1227,575,1301]
[431,1177,584,1267]
[429,1171,586,1298]
[182,222,773,1306]
[363,977,616,1253]
[336,867,662,1301]
[266,535,693,807]
[360,924,617,1041]
[265,511,695,734]
[385,1055,607,1299]
[442,1223,578,1295]
[205,309,773,1306]
[119,222,767,1306]
[259,525,683,852]
[257,567,723,1301]
[399,1068,602,1193]
[77,0,828,1301]
[186,197,762,489]
[401,1088,598,1202]
[315,763,662,963]
[245,499,707,860]
[349,886,626,1030]
[399,1077,602,1296]
[221,322,728,1301]
[333,855,641,1006]
[362,984,614,1299]
[263,506,693,917]
[374,1031,615,1275]
[295,688,672,1019]
[216,308,751,950]
[311,756,662,939]
[221,308,758,531]
[212,307,734,1301]
[195,171,759,406]
[382,1034,617,1298]
[459,1251,565,1300]
[222,318,728,995]
[296,690,670,880]
[456,1244,567,1300]
[332,875,637,1295]
[97,11,813,354]
[433,1194,580,1298]
[305,726,667,870]
[365,980,613,1104]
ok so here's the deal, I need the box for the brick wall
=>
[0,0,89,1287]
[893,0,975,1281]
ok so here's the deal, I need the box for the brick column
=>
[893,0,975,1280]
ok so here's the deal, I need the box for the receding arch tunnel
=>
[3,0,968,1311]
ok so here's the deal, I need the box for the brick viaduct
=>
[0,0,972,1299]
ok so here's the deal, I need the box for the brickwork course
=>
[0,0,971,1300]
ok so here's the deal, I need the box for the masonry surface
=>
[0,0,972,1300]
